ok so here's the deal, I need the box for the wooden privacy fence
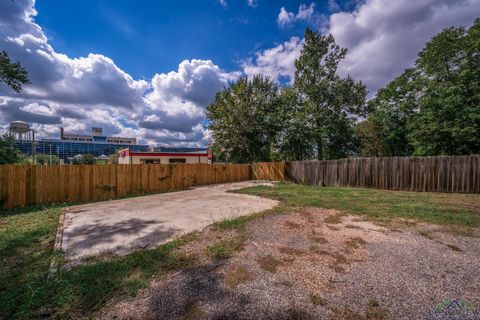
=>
[251,162,285,181]
[0,163,250,209]
[286,155,480,193]
[2,155,479,209]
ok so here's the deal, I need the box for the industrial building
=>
[8,122,208,163]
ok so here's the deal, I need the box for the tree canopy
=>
[0,51,30,93]
[206,75,281,163]
[360,19,480,156]
[207,29,367,163]
[208,21,479,163]
[294,28,367,160]
[0,135,25,164]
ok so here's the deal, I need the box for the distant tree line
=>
[207,19,480,163]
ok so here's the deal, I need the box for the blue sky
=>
[35,0,329,79]
[1,0,479,146]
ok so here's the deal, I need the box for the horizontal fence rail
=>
[0,163,251,209]
[286,156,480,193]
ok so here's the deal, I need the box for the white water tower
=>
[9,121,34,141]
[9,121,37,163]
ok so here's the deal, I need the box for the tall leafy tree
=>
[360,68,418,156]
[409,20,480,155]
[206,75,281,163]
[0,51,30,93]
[294,28,367,160]
[274,87,315,161]
[362,19,480,156]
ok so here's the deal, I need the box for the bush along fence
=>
[285,155,480,194]
[0,163,250,209]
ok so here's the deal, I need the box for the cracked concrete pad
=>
[60,181,278,261]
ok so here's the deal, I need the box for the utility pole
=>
[31,129,36,164]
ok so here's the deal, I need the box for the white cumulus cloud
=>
[329,0,480,93]
[256,0,480,95]
[277,3,320,27]
[242,37,303,82]
[0,0,237,147]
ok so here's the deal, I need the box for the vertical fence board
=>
[0,163,252,209]
[285,156,480,194]
[1,156,479,210]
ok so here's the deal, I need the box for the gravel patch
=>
[98,208,480,320]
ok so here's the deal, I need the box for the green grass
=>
[3,182,479,318]
[0,206,196,319]
[214,206,287,230]
[234,182,480,229]
[205,238,245,260]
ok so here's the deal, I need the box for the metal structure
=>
[9,121,34,141]
[9,121,36,162]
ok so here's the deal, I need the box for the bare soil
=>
[98,208,480,320]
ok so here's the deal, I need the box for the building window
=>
[142,159,160,164]
[169,158,186,164]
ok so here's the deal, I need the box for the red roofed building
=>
[118,147,210,164]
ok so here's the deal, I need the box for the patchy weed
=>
[345,236,367,250]
[278,246,305,256]
[183,300,207,320]
[324,212,345,224]
[206,238,244,260]
[224,265,252,289]
[256,255,283,273]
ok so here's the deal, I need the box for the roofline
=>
[128,152,208,157]
[40,138,147,146]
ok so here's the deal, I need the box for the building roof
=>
[118,148,208,157]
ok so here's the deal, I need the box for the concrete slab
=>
[61,181,278,261]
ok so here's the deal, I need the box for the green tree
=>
[35,153,60,165]
[362,19,480,156]
[0,135,25,164]
[0,51,30,92]
[294,28,367,160]
[72,154,96,165]
[360,68,418,156]
[409,20,480,155]
[275,87,315,160]
[206,75,281,163]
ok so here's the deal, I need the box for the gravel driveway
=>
[99,208,480,320]
[60,181,278,261]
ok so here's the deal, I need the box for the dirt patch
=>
[99,207,480,320]
[256,255,284,273]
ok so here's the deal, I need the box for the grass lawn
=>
[234,182,480,230]
[0,206,195,320]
